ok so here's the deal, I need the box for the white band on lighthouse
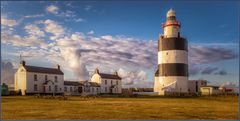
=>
[158,50,188,64]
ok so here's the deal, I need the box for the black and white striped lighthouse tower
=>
[154,9,188,95]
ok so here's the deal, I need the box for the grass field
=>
[1,95,239,120]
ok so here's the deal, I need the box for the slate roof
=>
[24,65,64,75]
[99,73,121,80]
[64,81,82,86]
[79,81,100,87]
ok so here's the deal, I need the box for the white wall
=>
[26,72,64,94]
[158,50,188,64]
[14,65,27,95]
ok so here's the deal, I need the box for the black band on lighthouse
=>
[158,63,188,76]
[158,37,188,51]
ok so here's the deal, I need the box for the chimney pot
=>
[21,61,26,66]
[57,64,60,70]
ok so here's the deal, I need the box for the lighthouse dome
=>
[167,8,176,17]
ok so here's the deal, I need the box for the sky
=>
[1,1,239,88]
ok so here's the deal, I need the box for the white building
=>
[64,81,101,95]
[91,69,122,94]
[14,61,64,95]
[188,80,207,93]
[200,86,220,96]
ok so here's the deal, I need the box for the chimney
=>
[21,61,26,66]
[114,71,118,76]
[57,64,60,70]
[95,68,99,74]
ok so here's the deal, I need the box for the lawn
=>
[1,95,239,120]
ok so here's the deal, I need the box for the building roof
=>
[79,81,100,87]
[64,81,82,86]
[99,73,121,80]
[201,85,219,88]
[24,65,64,75]
[89,82,100,87]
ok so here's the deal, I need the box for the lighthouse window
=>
[168,16,176,20]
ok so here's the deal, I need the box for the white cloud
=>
[87,30,94,35]
[74,18,84,22]
[1,18,17,27]
[46,5,59,14]
[84,5,92,11]
[24,14,44,18]
[101,35,113,41]
[25,24,45,37]
[44,19,65,40]
[1,34,48,49]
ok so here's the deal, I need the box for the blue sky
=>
[1,1,239,87]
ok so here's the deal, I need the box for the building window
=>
[111,80,113,85]
[64,87,67,91]
[54,76,58,82]
[116,81,118,85]
[105,80,107,85]
[45,75,48,81]
[34,74,37,81]
[105,87,107,92]
[34,84,38,91]
[55,85,58,91]
[70,87,72,92]
[49,86,51,91]
[59,88,61,91]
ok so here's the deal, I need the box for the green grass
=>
[2,95,238,120]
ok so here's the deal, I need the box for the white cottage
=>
[14,61,64,95]
[91,69,122,94]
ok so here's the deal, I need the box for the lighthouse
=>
[154,9,188,95]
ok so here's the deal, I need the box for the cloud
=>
[201,67,218,75]
[1,34,48,49]
[44,19,65,40]
[24,14,44,18]
[117,68,148,87]
[189,45,238,65]
[84,5,92,11]
[59,47,89,80]
[87,30,94,35]
[1,18,18,27]
[214,70,227,75]
[74,18,84,22]
[25,24,45,37]
[1,61,16,86]
[46,5,59,14]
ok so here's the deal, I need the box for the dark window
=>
[59,88,61,91]
[64,87,67,91]
[70,87,72,92]
[49,86,51,91]
[116,81,118,85]
[34,84,38,91]
[105,87,107,92]
[34,74,37,81]
[55,85,58,91]
[54,76,58,82]
[45,75,48,81]
[111,80,113,85]
[105,80,107,85]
